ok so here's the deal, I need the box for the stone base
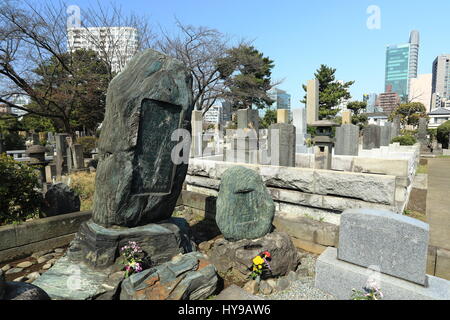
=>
[67,218,196,268]
[315,248,450,300]
[208,231,300,284]
[120,252,218,300]
[31,255,123,300]
[31,218,197,300]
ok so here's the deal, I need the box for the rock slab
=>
[338,208,429,285]
[120,252,218,300]
[208,231,300,283]
[68,218,195,268]
[41,183,80,217]
[216,166,275,241]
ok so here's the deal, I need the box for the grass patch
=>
[70,171,96,211]
[416,164,428,175]
[404,210,427,223]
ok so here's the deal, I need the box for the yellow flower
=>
[258,265,262,269]
[253,256,264,265]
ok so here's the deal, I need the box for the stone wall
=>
[0,211,91,263]
[186,158,411,225]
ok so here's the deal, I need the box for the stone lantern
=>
[26,145,49,188]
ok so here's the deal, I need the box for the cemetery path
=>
[426,158,450,251]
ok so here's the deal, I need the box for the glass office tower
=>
[385,43,410,100]
[385,30,420,101]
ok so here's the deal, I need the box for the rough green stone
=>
[92,49,193,228]
[216,166,275,241]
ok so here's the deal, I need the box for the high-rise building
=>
[376,85,400,114]
[409,74,432,112]
[258,88,291,118]
[363,93,379,113]
[385,30,420,100]
[431,54,450,110]
[67,27,139,73]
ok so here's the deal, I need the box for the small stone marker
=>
[380,124,392,146]
[276,109,289,124]
[341,111,351,125]
[306,79,319,125]
[216,166,275,241]
[292,108,308,153]
[338,208,429,285]
[268,123,296,167]
[363,124,381,150]
[237,108,259,130]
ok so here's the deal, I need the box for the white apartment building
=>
[67,27,139,73]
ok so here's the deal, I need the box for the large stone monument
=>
[33,49,196,300]
[315,208,450,300]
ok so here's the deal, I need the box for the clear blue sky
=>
[71,0,450,109]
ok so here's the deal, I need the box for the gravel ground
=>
[256,251,337,300]
[259,276,336,300]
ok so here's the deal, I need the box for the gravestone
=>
[191,110,203,158]
[292,108,310,154]
[335,124,359,156]
[315,208,450,300]
[216,166,275,241]
[268,123,296,167]
[380,125,392,146]
[363,124,381,150]
[72,144,84,169]
[237,109,259,131]
[390,116,401,141]
[338,208,429,285]
[306,79,319,125]
[418,118,429,152]
[55,133,69,177]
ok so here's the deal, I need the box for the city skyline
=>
[67,0,450,110]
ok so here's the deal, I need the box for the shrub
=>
[437,120,450,149]
[70,171,96,211]
[76,136,98,156]
[391,135,417,146]
[0,154,42,225]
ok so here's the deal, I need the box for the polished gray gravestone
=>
[268,123,296,167]
[292,108,309,153]
[380,124,392,146]
[315,208,450,300]
[363,124,381,150]
[216,166,275,241]
[338,208,429,285]
[335,124,359,156]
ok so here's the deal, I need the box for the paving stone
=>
[16,261,34,269]
[6,268,23,275]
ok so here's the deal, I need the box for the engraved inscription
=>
[131,99,181,195]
